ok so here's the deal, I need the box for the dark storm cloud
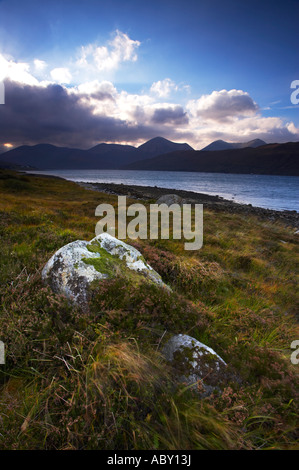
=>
[151,106,189,125]
[88,91,115,101]
[0,80,193,148]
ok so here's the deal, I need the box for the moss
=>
[84,241,164,288]
[83,242,148,286]
[82,255,119,278]
[86,241,107,255]
[82,245,123,278]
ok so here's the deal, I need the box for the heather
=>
[0,170,298,450]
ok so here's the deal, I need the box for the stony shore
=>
[77,181,299,229]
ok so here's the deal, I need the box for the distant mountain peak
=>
[245,139,267,147]
[143,136,168,142]
[138,136,171,145]
[201,139,266,151]
[139,136,192,146]
[137,137,193,159]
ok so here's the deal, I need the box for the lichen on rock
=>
[88,233,166,286]
[162,334,227,397]
[42,233,168,307]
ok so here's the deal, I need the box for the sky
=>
[0,0,298,151]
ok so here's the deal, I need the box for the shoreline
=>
[19,171,298,228]
[76,181,299,229]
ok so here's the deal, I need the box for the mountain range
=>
[0,137,192,170]
[0,137,298,176]
[124,142,299,176]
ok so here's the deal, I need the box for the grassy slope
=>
[0,170,298,450]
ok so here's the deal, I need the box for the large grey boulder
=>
[42,233,167,307]
[156,194,185,206]
[162,334,227,396]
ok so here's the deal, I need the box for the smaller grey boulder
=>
[156,194,184,206]
[162,334,227,396]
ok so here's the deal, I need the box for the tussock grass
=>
[0,170,298,449]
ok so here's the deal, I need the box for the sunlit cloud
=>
[187,114,299,149]
[76,30,141,72]
[150,78,178,98]
[33,59,47,71]
[150,79,190,99]
[187,89,259,122]
[50,67,72,84]
[0,53,39,85]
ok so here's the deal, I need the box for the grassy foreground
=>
[0,170,298,450]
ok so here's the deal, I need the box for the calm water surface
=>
[28,169,299,212]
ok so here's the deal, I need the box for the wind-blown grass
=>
[0,170,298,449]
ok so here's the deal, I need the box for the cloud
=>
[1,30,141,90]
[151,106,189,125]
[188,114,299,149]
[0,79,192,148]
[76,30,140,72]
[1,78,298,151]
[34,59,47,72]
[150,78,178,98]
[76,80,117,101]
[187,89,259,122]
[184,89,298,149]
[0,53,39,85]
[50,67,72,84]
[0,52,298,151]
[149,79,190,98]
